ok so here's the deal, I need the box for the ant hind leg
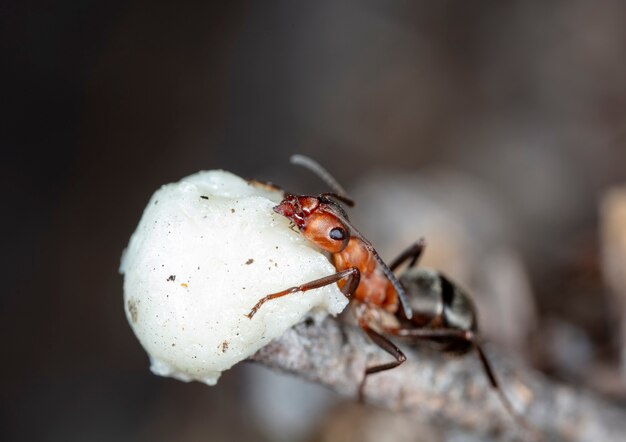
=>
[392,327,536,437]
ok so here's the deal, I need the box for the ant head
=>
[274,194,350,253]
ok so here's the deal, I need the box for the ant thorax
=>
[333,238,398,312]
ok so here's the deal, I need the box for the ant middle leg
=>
[389,238,426,272]
[245,267,360,319]
[358,322,407,402]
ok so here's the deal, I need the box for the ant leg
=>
[392,328,534,435]
[388,238,426,272]
[358,322,407,401]
[245,267,360,319]
[394,329,502,386]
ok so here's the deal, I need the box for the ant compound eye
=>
[329,227,346,241]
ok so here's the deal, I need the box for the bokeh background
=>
[4,1,626,441]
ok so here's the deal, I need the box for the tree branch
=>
[251,317,626,442]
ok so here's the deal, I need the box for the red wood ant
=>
[246,155,528,431]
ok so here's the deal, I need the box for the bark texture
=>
[252,318,626,442]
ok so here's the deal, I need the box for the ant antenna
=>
[343,221,414,320]
[372,250,414,320]
[290,155,354,207]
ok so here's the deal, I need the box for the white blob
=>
[120,170,348,385]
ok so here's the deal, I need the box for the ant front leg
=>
[245,267,360,319]
[389,238,426,272]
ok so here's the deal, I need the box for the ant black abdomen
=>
[398,268,478,354]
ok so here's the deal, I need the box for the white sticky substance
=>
[120,171,348,385]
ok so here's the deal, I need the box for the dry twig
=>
[252,317,626,442]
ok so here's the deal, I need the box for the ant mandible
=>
[246,155,527,430]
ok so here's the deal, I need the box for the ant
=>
[246,154,530,433]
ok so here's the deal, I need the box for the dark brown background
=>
[3,1,626,441]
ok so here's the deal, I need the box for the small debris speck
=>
[181,283,188,288]
[231,208,235,213]
[220,341,229,353]
[200,195,209,200]
[245,258,254,265]
[167,275,176,282]
[127,299,139,323]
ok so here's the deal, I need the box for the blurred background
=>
[4,1,626,440]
